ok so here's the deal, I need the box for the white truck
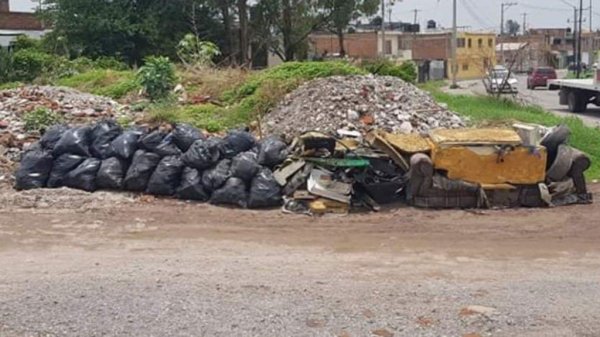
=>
[548,74,600,113]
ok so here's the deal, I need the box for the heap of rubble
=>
[0,86,135,185]
[264,75,465,137]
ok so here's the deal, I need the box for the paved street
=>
[450,73,600,128]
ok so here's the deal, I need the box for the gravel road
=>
[1,187,600,337]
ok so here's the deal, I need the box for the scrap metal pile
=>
[273,124,592,214]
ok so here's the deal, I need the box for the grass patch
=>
[181,67,250,99]
[428,87,600,179]
[0,81,23,90]
[147,101,244,133]
[56,69,139,99]
[565,70,594,79]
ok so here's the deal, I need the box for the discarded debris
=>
[265,75,466,137]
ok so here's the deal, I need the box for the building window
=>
[462,64,469,71]
[483,58,490,69]
[488,38,493,47]
[478,38,483,48]
[457,38,466,48]
[385,40,392,55]
[468,38,472,48]
[553,38,562,45]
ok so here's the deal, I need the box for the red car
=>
[527,67,558,89]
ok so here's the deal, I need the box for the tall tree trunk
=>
[337,28,346,57]
[237,0,249,66]
[219,3,236,64]
[282,0,294,61]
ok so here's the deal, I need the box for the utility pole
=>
[451,0,458,88]
[413,9,421,25]
[590,0,593,32]
[521,13,527,35]
[500,2,518,36]
[573,7,578,68]
[380,0,385,56]
[577,0,583,78]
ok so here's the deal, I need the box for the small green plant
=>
[177,34,221,68]
[12,35,42,52]
[0,47,14,83]
[362,59,417,83]
[23,108,63,132]
[137,56,177,101]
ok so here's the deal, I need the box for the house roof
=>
[496,42,528,51]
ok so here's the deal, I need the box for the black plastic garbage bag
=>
[220,131,256,159]
[146,155,185,196]
[176,167,210,201]
[210,177,248,208]
[123,150,161,191]
[202,159,231,192]
[64,158,101,192]
[182,138,222,170]
[172,124,204,152]
[248,168,283,209]
[47,154,86,188]
[111,130,142,160]
[14,148,54,190]
[138,130,166,152]
[230,151,260,182]
[40,124,69,151]
[96,157,128,190]
[90,120,122,159]
[258,136,288,167]
[154,133,182,157]
[53,126,93,157]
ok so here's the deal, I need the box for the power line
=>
[461,0,493,29]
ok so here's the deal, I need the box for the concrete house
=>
[0,0,45,47]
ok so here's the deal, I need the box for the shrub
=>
[12,35,42,52]
[177,34,221,68]
[362,59,417,83]
[137,56,177,101]
[0,47,14,83]
[23,107,63,132]
[94,56,128,70]
[11,49,55,82]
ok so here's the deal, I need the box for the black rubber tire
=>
[567,91,587,113]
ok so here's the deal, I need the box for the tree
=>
[319,0,379,57]
[41,0,223,65]
[505,20,520,36]
[237,0,250,65]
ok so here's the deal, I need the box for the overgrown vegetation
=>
[424,83,600,179]
[148,61,366,132]
[23,108,64,132]
[56,69,139,99]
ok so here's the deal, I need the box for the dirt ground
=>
[1,186,600,337]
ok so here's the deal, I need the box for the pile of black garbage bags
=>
[15,121,289,209]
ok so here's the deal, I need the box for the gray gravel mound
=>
[264,75,465,137]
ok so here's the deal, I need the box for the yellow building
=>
[454,32,497,80]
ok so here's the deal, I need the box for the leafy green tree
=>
[320,0,379,57]
[41,0,222,65]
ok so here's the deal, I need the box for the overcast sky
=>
[9,0,38,13]
[390,0,598,32]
